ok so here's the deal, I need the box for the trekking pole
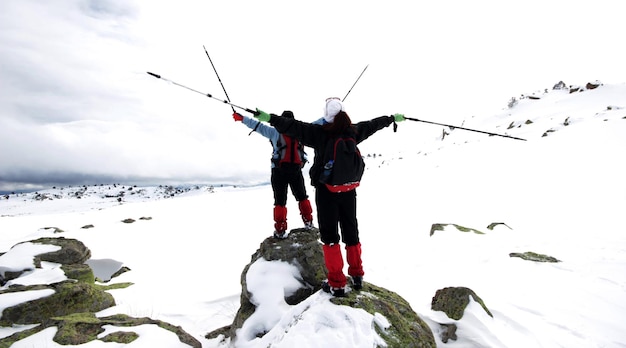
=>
[203,45,235,113]
[404,116,527,141]
[342,64,368,102]
[146,72,257,114]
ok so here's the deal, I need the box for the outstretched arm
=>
[354,114,405,143]
[269,114,324,148]
[239,114,279,140]
[354,116,394,143]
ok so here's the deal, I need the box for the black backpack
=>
[318,130,365,192]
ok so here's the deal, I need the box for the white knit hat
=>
[323,98,344,123]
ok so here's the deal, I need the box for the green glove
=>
[254,108,271,122]
[393,113,406,122]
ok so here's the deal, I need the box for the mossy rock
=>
[509,251,560,263]
[430,223,485,236]
[0,324,45,348]
[216,227,437,347]
[28,237,91,264]
[52,312,104,345]
[0,281,115,325]
[431,287,492,320]
[0,313,201,347]
[101,331,139,343]
[224,228,326,339]
[330,282,436,348]
[61,263,95,283]
[486,222,512,230]
[98,282,134,291]
[243,227,326,305]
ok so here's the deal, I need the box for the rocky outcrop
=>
[330,283,436,348]
[430,286,493,344]
[0,237,200,347]
[206,227,437,348]
[431,286,493,321]
[0,281,115,325]
[223,227,327,339]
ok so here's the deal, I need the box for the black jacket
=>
[270,115,395,187]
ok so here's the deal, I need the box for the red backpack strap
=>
[279,135,303,166]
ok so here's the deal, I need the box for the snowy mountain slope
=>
[1,81,625,347]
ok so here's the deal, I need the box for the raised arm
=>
[268,114,326,148]
[240,114,279,141]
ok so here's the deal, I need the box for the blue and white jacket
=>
[241,115,307,168]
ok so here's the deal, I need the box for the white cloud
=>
[1,0,626,191]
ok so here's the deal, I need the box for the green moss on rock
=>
[509,251,560,263]
[29,237,91,264]
[61,263,95,283]
[101,331,139,343]
[1,281,115,325]
[97,282,134,290]
[53,313,105,345]
[331,283,436,348]
[431,287,492,320]
[430,223,485,236]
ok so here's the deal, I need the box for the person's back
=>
[253,97,406,296]
[233,111,314,239]
[318,121,365,193]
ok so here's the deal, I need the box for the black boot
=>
[322,281,346,297]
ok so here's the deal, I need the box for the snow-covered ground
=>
[1,82,625,347]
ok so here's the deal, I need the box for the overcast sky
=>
[1,0,625,192]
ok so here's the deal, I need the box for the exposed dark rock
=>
[207,227,437,347]
[41,226,64,233]
[440,323,458,343]
[110,266,131,281]
[431,286,492,321]
[0,313,202,347]
[61,263,95,283]
[100,331,139,344]
[0,281,115,325]
[1,237,91,283]
[29,237,91,264]
[586,81,601,90]
[226,227,326,338]
[509,251,560,263]
[330,282,436,348]
[486,222,512,230]
[430,223,485,236]
[0,237,199,347]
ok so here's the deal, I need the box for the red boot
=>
[298,199,314,228]
[273,205,287,238]
[346,243,364,289]
[323,244,346,289]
